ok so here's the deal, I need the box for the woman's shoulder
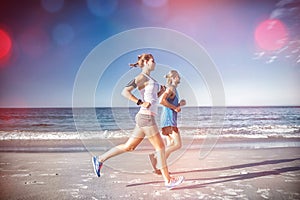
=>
[134,74,150,89]
[135,73,148,82]
[166,84,176,92]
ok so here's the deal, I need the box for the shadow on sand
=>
[126,158,300,188]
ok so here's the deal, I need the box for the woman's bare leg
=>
[98,127,144,162]
[165,131,182,159]
[165,135,173,146]
[144,127,171,183]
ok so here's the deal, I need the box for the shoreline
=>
[0,137,300,152]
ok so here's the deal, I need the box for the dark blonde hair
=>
[165,70,179,85]
[129,53,154,68]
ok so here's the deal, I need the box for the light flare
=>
[0,29,12,63]
[255,19,288,51]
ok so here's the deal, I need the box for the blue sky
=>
[0,0,299,107]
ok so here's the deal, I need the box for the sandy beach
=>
[0,139,300,200]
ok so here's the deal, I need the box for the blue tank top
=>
[161,89,179,127]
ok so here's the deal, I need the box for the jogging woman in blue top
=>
[149,70,186,174]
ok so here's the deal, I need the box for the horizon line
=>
[0,105,299,109]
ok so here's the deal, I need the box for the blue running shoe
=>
[92,156,102,177]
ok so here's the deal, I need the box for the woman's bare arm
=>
[121,74,151,108]
[159,86,181,112]
[157,85,166,97]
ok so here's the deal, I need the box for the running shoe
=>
[92,156,103,177]
[165,176,184,190]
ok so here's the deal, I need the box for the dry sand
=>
[0,144,300,199]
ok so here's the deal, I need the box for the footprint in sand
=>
[24,180,45,185]
[223,188,243,196]
[59,188,80,198]
[72,183,88,189]
[110,174,117,178]
[11,173,31,177]
[82,177,93,182]
[128,178,141,184]
[39,173,59,176]
[257,188,270,199]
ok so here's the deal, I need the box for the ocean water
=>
[0,106,299,141]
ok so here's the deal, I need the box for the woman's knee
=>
[156,141,165,150]
[122,144,137,152]
[171,133,181,146]
[149,133,166,150]
[175,142,182,149]
[173,138,182,149]
[125,146,136,152]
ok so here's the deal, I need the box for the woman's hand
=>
[141,102,151,108]
[174,106,181,113]
[179,99,186,106]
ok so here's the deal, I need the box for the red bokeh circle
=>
[255,19,288,51]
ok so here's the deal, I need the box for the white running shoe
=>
[165,176,184,190]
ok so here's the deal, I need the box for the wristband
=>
[137,99,143,105]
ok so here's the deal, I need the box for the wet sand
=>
[0,143,299,199]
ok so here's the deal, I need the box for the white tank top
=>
[138,73,160,115]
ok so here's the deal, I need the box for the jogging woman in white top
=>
[92,54,184,189]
